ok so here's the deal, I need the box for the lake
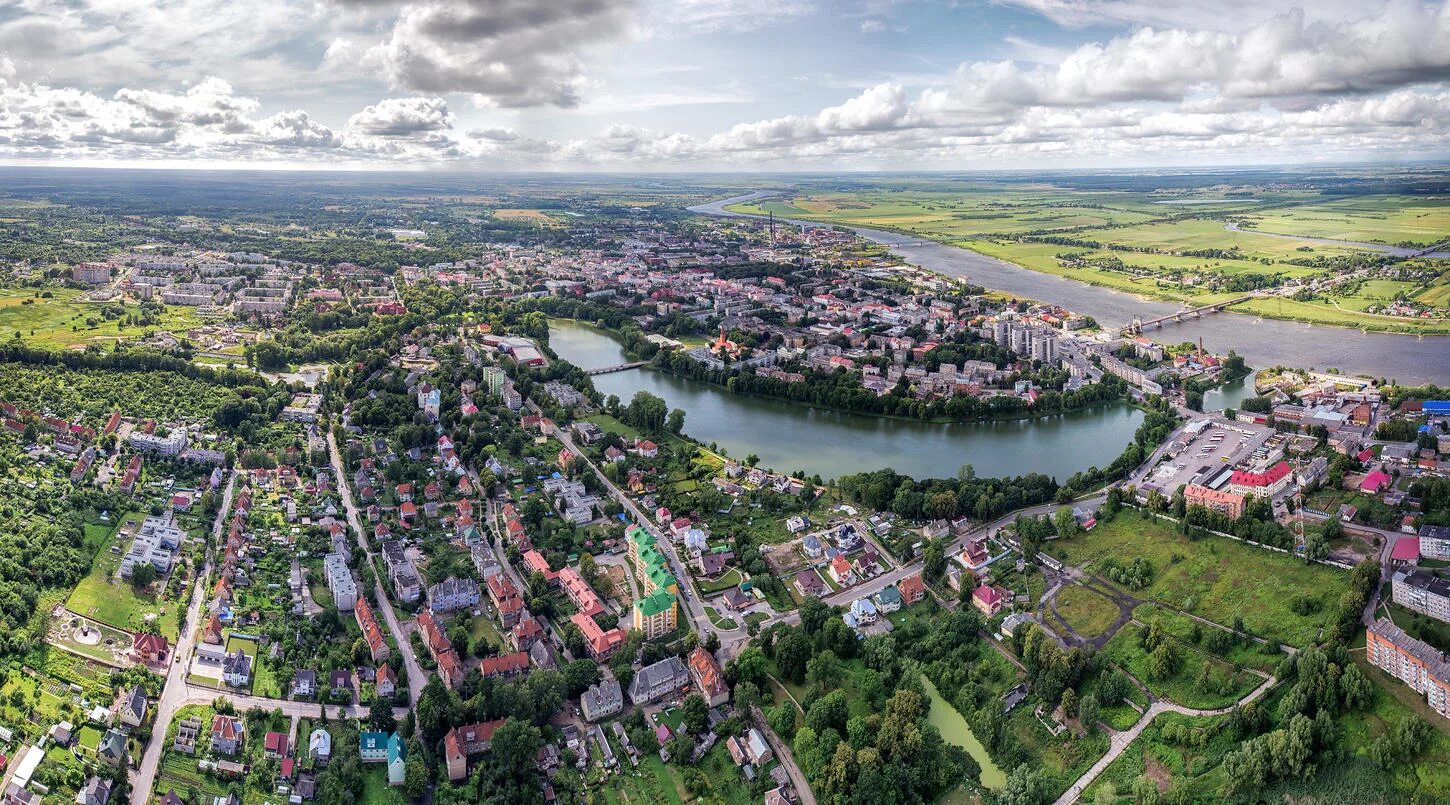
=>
[549,319,1145,481]
[921,674,1007,790]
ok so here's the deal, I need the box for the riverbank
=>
[720,199,1450,337]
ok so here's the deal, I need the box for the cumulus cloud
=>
[346,96,454,136]
[328,0,637,107]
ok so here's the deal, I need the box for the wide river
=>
[549,319,1144,481]
[690,194,1450,385]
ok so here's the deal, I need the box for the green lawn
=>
[1054,584,1121,638]
[361,764,405,805]
[703,606,738,630]
[0,287,203,349]
[65,511,182,640]
[1047,509,1344,648]
[1132,604,1283,674]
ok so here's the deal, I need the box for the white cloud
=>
[346,96,455,136]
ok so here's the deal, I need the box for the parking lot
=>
[1144,418,1275,495]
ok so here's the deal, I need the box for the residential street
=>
[130,470,237,804]
[329,431,428,702]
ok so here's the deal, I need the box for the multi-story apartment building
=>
[1183,484,1247,519]
[1366,618,1450,719]
[626,525,679,636]
[1421,525,1450,561]
[324,551,357,611]
[1393,570,1450,623]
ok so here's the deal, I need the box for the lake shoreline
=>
[550,316,1137,430]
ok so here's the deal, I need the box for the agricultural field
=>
[1046,509,1345,648]
[1238,195,1450,246]
[491,208,564,226]
[1072,218,1366,262]
[725,182,1450,332]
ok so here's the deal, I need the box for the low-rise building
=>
[628,656,690,706]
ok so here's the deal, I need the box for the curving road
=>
[1053,673,1277,805]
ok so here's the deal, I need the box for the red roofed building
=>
[1228,461,1294,498]
[1362,470,1393,495]
[480,651,530,679]
[512,614,544,650]
[688,646,729,707]
[971,584,1008,616]
[1184,484,1246,519]
[102,411,122,435]
[133,633,169,664]
[1392,537,1421,564]
[355,597,390,662]
[444,720,507,781]
[571,612,625,659]
[898,573,926,605]
[522,550,556,582]
[558,567,604,617]
[264,731,288,759]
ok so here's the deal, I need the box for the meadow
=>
[1239,195,1450,246]
[1046,509,1344,649]
[0,287,201,349]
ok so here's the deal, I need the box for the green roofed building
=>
[627,524,679,637]
[634,588,678,638]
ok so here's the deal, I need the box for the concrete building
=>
[1394,570,1450,624]
[1183,484,1246,519]
[324,552,357,611]
[627,656,689,705]
[581,673,624,722]
[1367,618,1450,719]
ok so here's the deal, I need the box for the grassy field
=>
[64,512,183,640]
[1046,509,1344,648]
[1054,584,1121,638]
[1240,195,1450,246]
[1132,604,1283,674]
[1085,654,1450,802]
[1074,218,1366,261]
[0,287,202,349]
[722,185,1448,333]
[1229,296,1450,334]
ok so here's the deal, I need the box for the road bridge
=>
[1122,296,1251,334]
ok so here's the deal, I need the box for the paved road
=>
[131,470,237,804]
[329,432,428,702]
[1054,673,1277,804]
[540,407,744,647]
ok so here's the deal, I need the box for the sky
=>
[0,0,1449,171]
